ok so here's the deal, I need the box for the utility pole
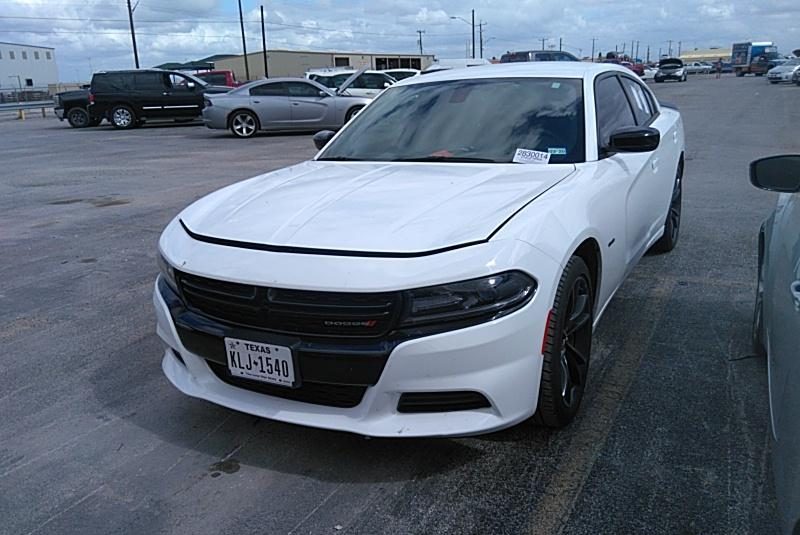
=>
[477,22,487,58]
[471,9,475,59]
[677,41,682,57]
[646,45,650,63]
[126,0,139,68]
[667,40,673,56]
[260,5,269,78]
[635,41,640,61]
[659,47,662,59]
[238,0,250,80]
[542,37,547,50]
[559,37,562,51]
[417,30,425,55]
[591,38,597,62]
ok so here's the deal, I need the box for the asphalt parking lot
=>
[1,75,796,535]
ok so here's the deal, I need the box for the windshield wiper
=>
[317,156,365,161]
[391,156,497,163]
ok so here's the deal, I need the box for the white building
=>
[0,41,58,90]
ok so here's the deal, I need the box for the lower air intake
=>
[397,391,491,413]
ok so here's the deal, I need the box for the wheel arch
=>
[571,238,602,312]
[227,108,260,130]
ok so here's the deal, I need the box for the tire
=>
[110,104,136,129]
[534,256,594,428]
[736,70,745,77]
[651,158,683,254]
[770,81,779,85]
[229,110,259,138]
[753,229,767,358]
[66,108,90,128]
[345,106,363,122]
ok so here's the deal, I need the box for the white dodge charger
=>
[154,63,685,437]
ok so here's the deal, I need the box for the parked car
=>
[767,59,800,84]
[642,66,658,81]
[655,58,687,82]
[499,50,579,62]
[794,69,800,86]
[155,63,685,437]
[88,69,230,129]
[750,154,800,535]
[54,87,102,128]
[620,61,645,77]
[684,61,713,74]
[382,68,419,80]
[421,58,491,73]
[306,69,395,98]
[194,70,241,87]
[202,76,372,138]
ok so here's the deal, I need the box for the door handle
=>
[292,102,300,106]
[253,100,261,103]
[792,280,800,311]
[162,92,170,96]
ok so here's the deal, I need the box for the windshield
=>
[500,52,531,63]
[319,77,585,164]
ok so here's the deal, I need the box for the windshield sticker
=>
[513,148,551,165]
[551,82,561,89]
[548,148,567,155]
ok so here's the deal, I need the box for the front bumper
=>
[655,72,683,81]
[153,224,562,437]
[768,72,795,82]
[54,107,65,120]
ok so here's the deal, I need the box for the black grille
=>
[177,271,401,338]
[207,362,367,408]
[397,392,491,413]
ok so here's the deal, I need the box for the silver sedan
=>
[202,77,372,138]
[751,154,800,535]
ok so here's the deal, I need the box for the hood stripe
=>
[179,219,485,258]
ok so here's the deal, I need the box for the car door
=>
[132,72,170,118]
[285,81,332,128]
[162,73,204,118]
[248,81,291,129]
[619,75,678,241]
[594,74,660,266]
[765,193,800,438]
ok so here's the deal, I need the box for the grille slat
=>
[176,271,401,338]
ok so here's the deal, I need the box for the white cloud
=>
[0,0,795,82]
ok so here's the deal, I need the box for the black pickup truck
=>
[54,87,101,128]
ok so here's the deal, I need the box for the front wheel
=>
[229,111,259,138]
[110,105,136,129]
[652,159,683,254]
[534,256,594,428]
[345,106,363,122]
[67,108,90,128]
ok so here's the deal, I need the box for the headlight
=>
[400,271,536,329]
[158,253,178,292]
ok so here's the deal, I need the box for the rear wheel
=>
[652,159,683,254]
[229,110,258,138]
[110,105,136,129]
[534,256,594,428]
[753,231,767,358]
[345,106,364,122]
[66,108,90,128]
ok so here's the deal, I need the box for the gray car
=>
[751,154,800,535]
[202,76,372,138]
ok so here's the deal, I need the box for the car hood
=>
[179,161,575,255]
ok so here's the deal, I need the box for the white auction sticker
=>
[513,148,551,165]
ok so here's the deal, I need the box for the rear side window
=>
[595,75,637,149]
[619,77,654,125]
[352,73,388,89]
[133,73,165,90]
[92,73,129,92]
[534,53,554,61]
[198,73,227,85]
[250,82,287,96]
[286,82,321,97]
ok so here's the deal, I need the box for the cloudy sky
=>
[0,0,797,82]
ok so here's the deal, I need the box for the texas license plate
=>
[224,337,295,387]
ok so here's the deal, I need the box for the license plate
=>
[224,337,295,387]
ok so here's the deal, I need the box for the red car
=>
[195,70,241,88]
[603,59,645,77]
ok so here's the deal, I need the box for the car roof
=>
[394,62,631,86]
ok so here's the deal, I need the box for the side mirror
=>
[383,82,392,88]
[313,130,336,150]
[750,155,800,192]
[318,90,329,98]
[186,82,196,90]
[606,126,660,153]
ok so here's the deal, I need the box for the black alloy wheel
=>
[534,256,594,428]
[67,108,90,128]
[652,159,683,253]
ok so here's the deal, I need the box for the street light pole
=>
[471,9,475,59]
[126,0,139,69]
[260,5,269,78]
[238,0,250,80]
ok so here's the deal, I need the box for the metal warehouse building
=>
[0,41,58,90]
[215,49,435,80]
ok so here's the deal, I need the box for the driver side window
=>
[166,73,192,91]
[595,75,637,151]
